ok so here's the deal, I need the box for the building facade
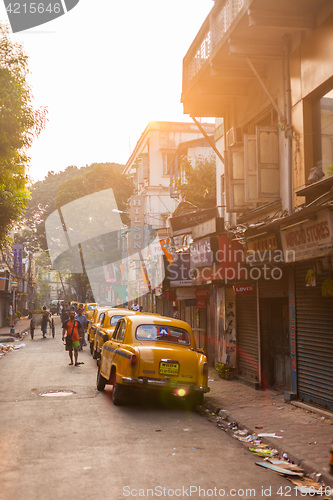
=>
[181,0,333,408]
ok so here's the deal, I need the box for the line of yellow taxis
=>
[86,304,210,407]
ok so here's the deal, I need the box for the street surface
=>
[0,317,303,499]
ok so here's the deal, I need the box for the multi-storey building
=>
[123,121,215,311]
[181,0,333,409]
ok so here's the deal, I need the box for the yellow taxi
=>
[88,306,111,355]
[93,308,137,361]
[96,314,210,407]
[83,302,98,321]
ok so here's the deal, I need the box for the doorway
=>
[260,297,291,390]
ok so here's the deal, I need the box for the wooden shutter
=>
[226,146,246,212]
[244,134,259,202]
[257,126,280,199]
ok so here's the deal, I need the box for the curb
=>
[202,398,333,489]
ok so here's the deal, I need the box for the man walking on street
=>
[62,308,82,366]
[75,307,88,350]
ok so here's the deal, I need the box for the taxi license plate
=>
[159,361,179,376]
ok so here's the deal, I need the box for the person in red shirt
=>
[62,308,82,366]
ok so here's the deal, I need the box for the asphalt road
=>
[0,317,303,500]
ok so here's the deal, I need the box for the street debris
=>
[39,390,75,397]
[256,460,304,476]
[0,343,26,358]
[258,432,283,439]
[203,407,332,497]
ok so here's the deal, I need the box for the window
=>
[110,315,124,326]
[136,324,191,345]
[116,321,126,341]
[226,126,280,212]
[313,89,333,177]
[162,151,174,175]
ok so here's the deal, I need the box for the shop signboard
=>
[280,209,333,262]
[12,244,24,274]
[190,237,213,267]
[169,207,218,236]
[168,252,192,287]
[246,232,282,263]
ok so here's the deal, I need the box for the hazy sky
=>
[0,0,214,182]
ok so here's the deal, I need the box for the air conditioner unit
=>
[226,127,243,147]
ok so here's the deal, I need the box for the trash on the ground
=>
[218,409,229,419]
[268,459,304,473]
[288,477,331,496]
[255,426,263,429]
[256,461,304,476]
[233,429,248,437]
[258,432,283,438]
[228,422,238,430]
[250,447,277,457]
[282,452,288,459]
[233,433,256,443]
[0,342,26,357]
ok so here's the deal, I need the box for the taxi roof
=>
[126,314,192,331]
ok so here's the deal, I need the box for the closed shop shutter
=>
[185,306,191,327]
[236,292,259,384]
[295,262,333,409]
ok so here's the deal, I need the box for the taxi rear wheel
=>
[96,368,107,391]
[92,348,98,359]
[188,393,204,409]
[111,378,126,406]
[90,343,93,355]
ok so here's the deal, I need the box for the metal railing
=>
[183,0,248,90]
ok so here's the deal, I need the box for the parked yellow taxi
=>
[88,306,111,355]
[96,314,210,406]
[83,302,98,321]
[93,308,137,360]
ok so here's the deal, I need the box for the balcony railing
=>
[183,0,249,89]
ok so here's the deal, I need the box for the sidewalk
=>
[203,370,333,489]
[0,316,31,340]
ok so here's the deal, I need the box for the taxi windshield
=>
[110,315,123,326]
[136,324,191,345]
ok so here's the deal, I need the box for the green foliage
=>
[172,155,216,209]
[0,24,47,246]
[213,362,230,380]
[326,164,333,177]
[20,162,131,252]
[55,163,133,217]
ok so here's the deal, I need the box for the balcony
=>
[181,0,329,117]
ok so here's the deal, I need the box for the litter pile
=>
[0,343,26,358]
[204,408,333,498]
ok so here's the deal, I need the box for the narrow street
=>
[0,317,304,500]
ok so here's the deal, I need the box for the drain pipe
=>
[284,35,293,214]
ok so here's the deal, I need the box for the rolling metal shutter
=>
[295,262,333,410]
[236,293,259,384]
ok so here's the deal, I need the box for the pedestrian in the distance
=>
[41,305,51,338]
[62,308,82,366]
[75,307,88,350]
[131,299,140,311]
[61,302,70,324]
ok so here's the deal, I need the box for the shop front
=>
[281,207,333,409]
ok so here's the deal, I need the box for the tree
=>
[0,24,46,247]
[18,162,132,253]
[173,155,216,209]
[55,163,133,216]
